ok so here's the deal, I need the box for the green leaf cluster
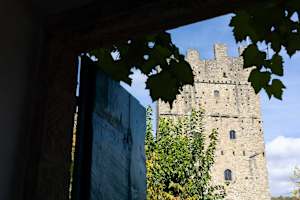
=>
[86,0,300,104]
[145,108,225,200]
[230,0,300,99]
[90,32,194,107]
[291,166,300,198]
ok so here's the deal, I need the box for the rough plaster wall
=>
[90,71,146,200]
[0,1,39,199]
[158,44,271,200]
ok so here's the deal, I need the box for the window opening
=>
[224,169,232,181]
[229,130,236,139]
[214,90,220,97]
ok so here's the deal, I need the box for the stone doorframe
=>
[23,1,260,200]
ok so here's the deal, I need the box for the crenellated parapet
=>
[186,44,251,85]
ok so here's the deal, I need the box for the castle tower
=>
[157,44,271,200]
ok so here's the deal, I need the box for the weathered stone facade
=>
[158,44,271,200]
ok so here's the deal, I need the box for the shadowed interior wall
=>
[0,1,40,199]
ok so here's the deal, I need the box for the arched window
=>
[229,130,236,139]
[224,169,232,181]
[214,90,220,97]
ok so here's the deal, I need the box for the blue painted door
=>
[73,56,146,200]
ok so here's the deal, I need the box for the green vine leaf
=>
[90,32,194,106]
[146,71,177,103]
[268,54,284,76]
[230,11,257,42]
[230,0,300,100]
[242,44,266,69]
[286,33,300,57]
[269,79,286,100]
[248,69,271,93]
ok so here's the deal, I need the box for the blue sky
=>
[121,14,300,197]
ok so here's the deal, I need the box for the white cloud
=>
[266,136,300,197]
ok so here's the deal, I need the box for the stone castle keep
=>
[158,44,271,200]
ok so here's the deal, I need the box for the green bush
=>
[145,107,225,200]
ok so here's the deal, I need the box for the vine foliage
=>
[89,0,300,105]
[90,32,193,107]
[145,107,225,200]
[230,0,300,99]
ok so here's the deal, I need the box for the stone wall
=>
[158,44,271,200]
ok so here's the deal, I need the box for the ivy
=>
[145,108,225,200]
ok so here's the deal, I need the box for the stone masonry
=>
[158,44,271,200]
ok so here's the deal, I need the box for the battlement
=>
[186,43,246,62]
[186,43,247,61]
[186,44,250,84]
[214,43,228,60]
[186,48,200,61]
